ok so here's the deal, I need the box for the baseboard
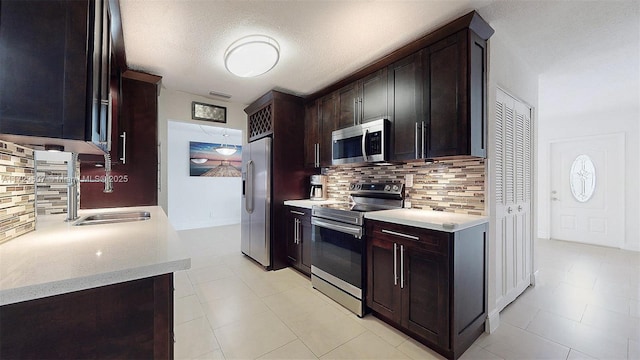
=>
[530,270,539,287]
[486,309,500,333]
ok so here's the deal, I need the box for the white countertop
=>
[284,199,344,210]
[364,208,488,232]
[0,206,190,306]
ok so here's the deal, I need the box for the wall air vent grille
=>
[248,104,273,141]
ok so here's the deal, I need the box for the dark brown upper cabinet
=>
[335,68,388,129]
[0,0,120,155]
[306,11,493,162]
[420,30,487,159]
[304,100,320,168]
[80,71,161,209]
[314,93,337,168]
[387,52,424,161]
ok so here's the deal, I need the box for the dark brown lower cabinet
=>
[0,274,174,359]
[285,206,312,276]
[366,220,486,360]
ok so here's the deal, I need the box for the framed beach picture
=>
[189,141,242,177]
[192,102,227,123]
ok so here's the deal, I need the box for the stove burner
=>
[318,202,400,213]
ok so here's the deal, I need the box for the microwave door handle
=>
[361,129,369,162]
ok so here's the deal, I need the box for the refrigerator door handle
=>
[246,160,254,213]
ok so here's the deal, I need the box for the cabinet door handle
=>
[382,229,419,241]
[415,122,420,159]
[315,143,319,167]
[393,243,398,286]
[400,244,405,289]
[290,210,305,216]
[353,98,358,126]
[120,131,127,164]
[359,98,363,124]
[421,121,426,159]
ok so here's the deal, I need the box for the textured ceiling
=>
[120,0,639,105]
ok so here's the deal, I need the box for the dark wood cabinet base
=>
[367,220,487,360]
[0,274,174,359]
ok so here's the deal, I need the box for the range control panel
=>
[349,182,404,196]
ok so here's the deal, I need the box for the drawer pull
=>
[400,244,405,289]
[290,210,305,216]
[393,243,398,286]
[382,229,419,241]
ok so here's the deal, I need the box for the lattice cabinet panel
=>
[248,104,273,141]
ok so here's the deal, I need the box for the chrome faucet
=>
[66,152,79,221]
[103,153,113,193]
[68,152,114,221]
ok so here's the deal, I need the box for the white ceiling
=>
[120,0,639,105]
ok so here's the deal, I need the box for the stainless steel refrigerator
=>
[241,136,271,267]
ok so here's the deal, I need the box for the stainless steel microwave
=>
[331,119,390,165]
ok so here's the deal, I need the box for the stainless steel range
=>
[310,182,404,317]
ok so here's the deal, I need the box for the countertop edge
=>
[0,258,190,306]
[284,199,343,210]
[364,212,489,233]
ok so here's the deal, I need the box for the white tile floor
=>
[174,225,640,360]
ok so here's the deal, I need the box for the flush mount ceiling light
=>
[224,35,280,77]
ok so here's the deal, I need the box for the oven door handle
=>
[311,217,363,239]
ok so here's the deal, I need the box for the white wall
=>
[166,121,243,230]
[484,29,540,332]
[157,88,248,214]
[537,43,640,251]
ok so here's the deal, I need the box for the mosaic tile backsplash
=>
[0,140,36,243]
[35,160,71,215]
[324,158,485,216]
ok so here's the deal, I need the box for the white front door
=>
[550,134,625,248]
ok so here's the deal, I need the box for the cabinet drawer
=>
[368,220,449,255]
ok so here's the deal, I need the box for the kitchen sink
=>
[73,211,151,226]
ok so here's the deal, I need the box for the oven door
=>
[310,217,363,296]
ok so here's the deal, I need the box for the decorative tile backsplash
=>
[35,160,71,215]
[324,158,485,216]
[0,140,36,243]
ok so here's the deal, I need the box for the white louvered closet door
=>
[495,88,533,313]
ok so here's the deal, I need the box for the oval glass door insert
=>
[570,154,596,202]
